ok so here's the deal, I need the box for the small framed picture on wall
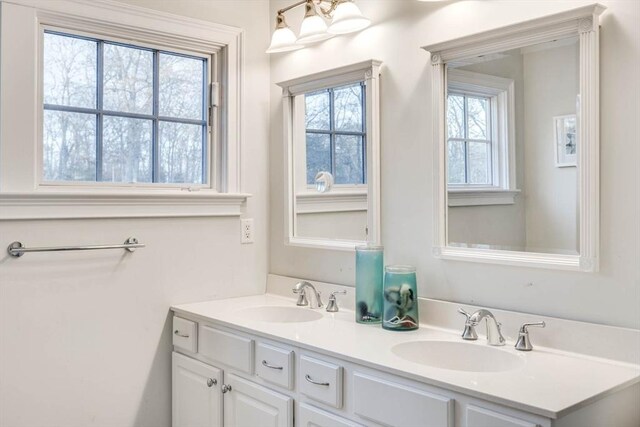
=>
[554,114,577,167]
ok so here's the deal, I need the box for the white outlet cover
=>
[241,218,254,244]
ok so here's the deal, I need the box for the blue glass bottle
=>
[355,245,383,323]
[382,265,419,331]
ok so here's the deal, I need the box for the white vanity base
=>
[170,288,639,427]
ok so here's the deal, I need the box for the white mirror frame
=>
[277,60,382,251]
[423,4,605,271]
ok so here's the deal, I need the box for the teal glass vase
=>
[355,245,384,323]
[382,265,419,331]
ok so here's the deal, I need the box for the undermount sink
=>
[237,306,323,323]
[391,340,524,373]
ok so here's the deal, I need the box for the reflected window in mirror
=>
[446,68,518,206]
[447,93,492,186]
[277,60,382,250]
[305,83,366,187]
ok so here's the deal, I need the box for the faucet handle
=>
[457,308,472,320]
[292,287,309,306]
[458,308,478,340]
[326,290,347,312]
[515,321,546,351]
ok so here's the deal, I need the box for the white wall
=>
[523,42,579,253]
[0,1,271,426]
[297,210,367,240]
[269,0,640,329]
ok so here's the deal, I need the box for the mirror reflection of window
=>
[447,93,492,186]
[304,82,366,187]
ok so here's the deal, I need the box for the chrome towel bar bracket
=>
[7,237,145,258]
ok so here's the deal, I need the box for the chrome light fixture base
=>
[266,0,370,54]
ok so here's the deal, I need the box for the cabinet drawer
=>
[299,355,343,409]
[298,403,363,427]
[199,325,254,374]
[255,342,294,390]
[172,316,197,353]
[353,372,453,427]
[467,405,539,427]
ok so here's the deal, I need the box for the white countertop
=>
[172,294,640,419]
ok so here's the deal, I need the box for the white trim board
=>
[0,191,249,219]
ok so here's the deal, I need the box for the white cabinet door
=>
[224,373,293,427]
[298,403,363,427]
[172,352,223,427]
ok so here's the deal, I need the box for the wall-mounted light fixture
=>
[266,0,370,54]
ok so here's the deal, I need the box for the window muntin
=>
[304,82,366,185]
[42,31,209,185]
[447,92,493,186]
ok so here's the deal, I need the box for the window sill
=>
[448,189,520,207]
[296,191,367,214]
[0,190,250,220]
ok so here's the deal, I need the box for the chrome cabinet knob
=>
[221,384,232,393]
[515,321,546,351]
[207,378,217,387]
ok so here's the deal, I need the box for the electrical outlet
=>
[241,218,254,244]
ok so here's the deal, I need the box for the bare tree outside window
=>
[42,31,208,185]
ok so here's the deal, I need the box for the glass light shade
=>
[266,26,303,53]
[297,15,334,44]
[327,2,371,35]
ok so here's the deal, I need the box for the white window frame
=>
[446,69,519,206]
[0,0,247,219]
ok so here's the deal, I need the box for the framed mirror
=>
[423,4,605,271]
[277,60,382,250]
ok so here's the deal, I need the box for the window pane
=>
[159,53,205,120]
[447,140,465,184]
[306,133,331,184]
[467,97,489,140]
[103,44,153,114]
[447,94,464,139]
[43,33,97,108]
[305,91,330,130]
[468,142,491,184]
[102,116,152,183]
[334,84,363,132]
[158,122,204,183]
[335,135,364,184]
[43,110,96,181]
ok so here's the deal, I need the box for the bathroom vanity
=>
[170,282,639,427]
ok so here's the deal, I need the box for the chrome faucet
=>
[458,308,506,346]
[292,281,324,309]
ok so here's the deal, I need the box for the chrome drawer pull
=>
[262,360,284,370]
[207,378,217,387]
[305,374,330,386]
[174,330,189,338]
